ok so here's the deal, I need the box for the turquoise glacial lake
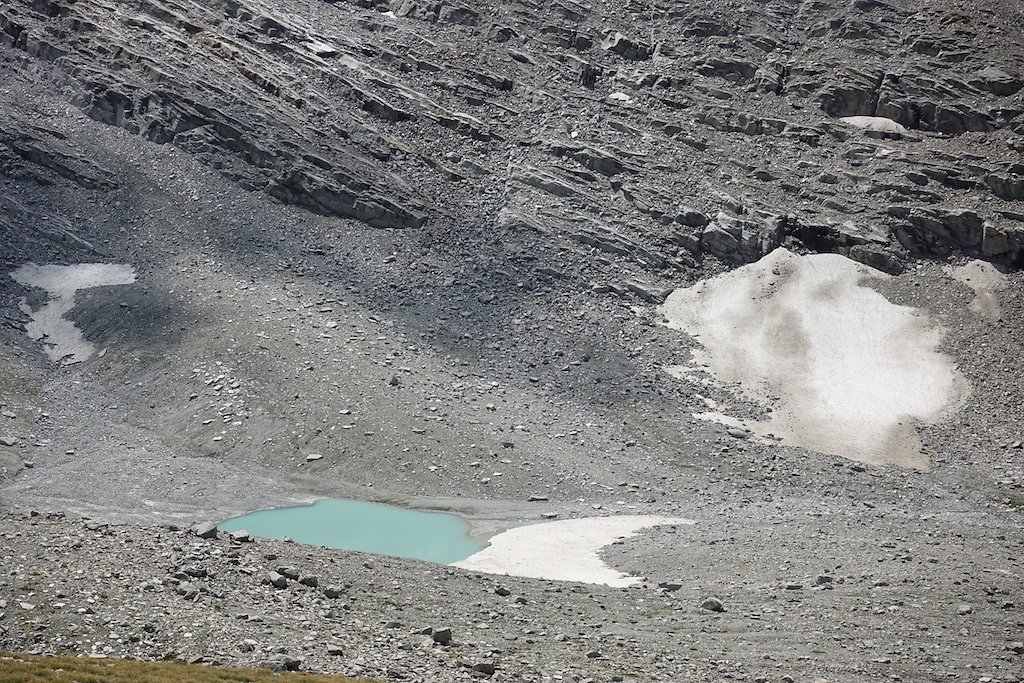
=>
[218,499,487,564]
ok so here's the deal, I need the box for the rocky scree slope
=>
[0,502,1021,683]
[1,1,1024,683]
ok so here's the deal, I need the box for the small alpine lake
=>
[218,499,488,564]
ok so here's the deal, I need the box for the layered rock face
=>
[1,0,1022,278]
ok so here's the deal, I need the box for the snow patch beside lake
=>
[453,516,692,587]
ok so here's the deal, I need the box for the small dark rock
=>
[701,597,725,612]
[472,662,496,675]
[263,656,301,672]
[230,530,252,543]
[190,522,219,540]
[264,571,289,589]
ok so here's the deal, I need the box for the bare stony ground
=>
[1,0,1023,681]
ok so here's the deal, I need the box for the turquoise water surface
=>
[218,499,487,564]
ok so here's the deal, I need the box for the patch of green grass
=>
[0,652,376,683]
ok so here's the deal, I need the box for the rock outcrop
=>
[1,0,1022,274]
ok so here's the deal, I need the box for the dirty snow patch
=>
[944,259,1006,321]
[658,248,965,469]
[10,263,136,365]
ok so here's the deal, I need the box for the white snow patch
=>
[10,263,136,365]
[658,248,966,469]
[453,515,692,587]
[840,115,909,136]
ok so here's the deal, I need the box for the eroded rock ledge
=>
[1,0,1022,276]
